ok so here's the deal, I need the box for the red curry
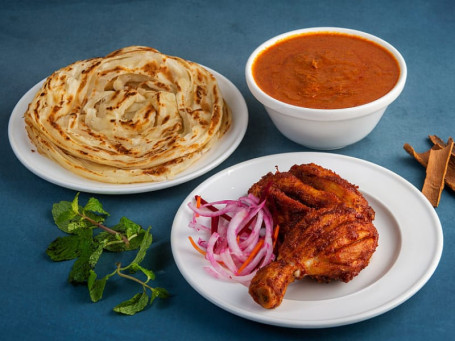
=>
[252,32,400,109]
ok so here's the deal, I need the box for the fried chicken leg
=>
[249,206,378,309]
[247,163,378,309]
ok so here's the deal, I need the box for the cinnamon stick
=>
[403,143,431,168]
[421,138,454,207]
[404,138,455,192]
[429,135,455,191]
[429,135,455,156]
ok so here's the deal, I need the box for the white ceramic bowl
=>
[245,27,407,150]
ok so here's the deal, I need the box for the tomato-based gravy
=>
[252,32,400,109]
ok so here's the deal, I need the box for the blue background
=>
[1,0,454,339]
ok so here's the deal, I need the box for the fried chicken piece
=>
[247,163,378,309]
[249,171,341,209]
[248,170,342,236]
[289,163,375,221]
[249,206,378,309]
[248,163,374,240]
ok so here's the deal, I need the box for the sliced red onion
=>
[188,194,276,284]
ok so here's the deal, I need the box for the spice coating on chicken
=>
[248,169,342,237]
[247,163,378,309]
[289,164,375,221]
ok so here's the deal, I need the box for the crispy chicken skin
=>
[247,164,378,309]
[248,170,342,236]
[289,163,375,221]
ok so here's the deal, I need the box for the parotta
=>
[24,46,232,184]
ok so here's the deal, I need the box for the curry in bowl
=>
[252,32,400,109]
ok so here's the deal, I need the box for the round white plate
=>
[8,67,248,194]
[171,152,443,328]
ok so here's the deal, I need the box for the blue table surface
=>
[1,0,454,340]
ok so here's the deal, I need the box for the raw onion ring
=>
[188,194,275,285]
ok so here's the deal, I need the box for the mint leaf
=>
[130,263,155,282]
[155,287,170,299]
[66,220,85,233]
[88,241,105,268]
[68,229,95,284]
[71,192,80,214]
[69,254,92,283]
[46,235,80,261]
[83,213,106,228]
[88,270,108,303]
[150,287,170,304]
[113,291,149,315]
[87,269,96,288]
[52,201,78,233]
[93,216,144,252]
[84,197,109,216]
[148,288,170,307]
[96,229,145,252]
[118,217,142,238]
[129,227,152,266]
[47,194,168,315]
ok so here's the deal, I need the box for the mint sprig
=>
[46,193,169,315]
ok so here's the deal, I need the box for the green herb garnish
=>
[46,193,169,315]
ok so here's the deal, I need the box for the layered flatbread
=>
[24,46,231,183]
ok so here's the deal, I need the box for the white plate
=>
[171,152,443,328]
[8,67,248,194]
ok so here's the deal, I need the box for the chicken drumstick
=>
[249,206,378,309]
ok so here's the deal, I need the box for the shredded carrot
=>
[195,195,202,217]
[188,236,206,256]
[189,236,227,267]
[272,224,280,249]
[237,238,264,275]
